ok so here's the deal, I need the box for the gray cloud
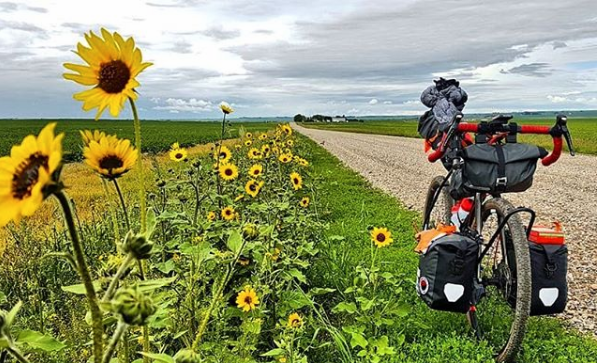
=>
[0,19,46,34]
[0,2,17,11]
[200,27,240,40]
[502,63,552,77]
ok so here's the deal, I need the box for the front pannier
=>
[461,143,548,195]
[417,234,478,313]
[529,243,568,315]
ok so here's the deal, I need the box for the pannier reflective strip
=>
[444,283,464,302]
[539,288,559,307]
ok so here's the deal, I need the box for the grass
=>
[299,118,597,155]
[302,134,597,362]
[0,119,275,161]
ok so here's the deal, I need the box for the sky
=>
[2,0,597,119]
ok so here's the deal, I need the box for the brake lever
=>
[556,114,575,156]
[563,129,575,156]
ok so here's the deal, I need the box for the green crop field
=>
[0,119,276,161]
[299,118,597,155]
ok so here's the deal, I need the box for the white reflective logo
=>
[539,288,559,307]
[444,283,464,302]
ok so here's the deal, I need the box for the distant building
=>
[331,115,348,122]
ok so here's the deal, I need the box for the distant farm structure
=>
[294,114,362,123]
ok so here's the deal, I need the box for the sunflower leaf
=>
[227,230,243,255]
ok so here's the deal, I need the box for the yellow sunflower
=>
[169,145,188,162]
[371,227,393,248]
[63,28,152,119]
[300,197,310,208]
[298,158,309,167]
[259,133,268,141]
[279,153,292,163]
[290,172,303,190]
[236,286,259,312]
[207,211,216,221]
[248,164,263,178]
[80,129,116,146]
[214,145,232,163]
[221,206,235,221]
[84,135,137,179]
[244,140,253,147]
[280,124,293,136]
[220,101,234,115]
[248,148,262,160]
[0,123,64,227]
[287,313,303,328]
[219,163,239,181]
[245,132,253,139]
[245,180,264,198]
[286,140,294,147]
[261,144,271,155]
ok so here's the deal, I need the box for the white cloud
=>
[153,98,214,113]
[369,98,378,105]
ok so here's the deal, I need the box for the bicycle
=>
[421,113,575,362]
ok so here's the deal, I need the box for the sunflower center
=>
[99,155,124,171]
[225,210,231,215]
[176,153,183,159]
[376,233,386,242]
[98,60,131,94]
[12,152,49,200]
[293,178,299,184]
[225,168,233,176]
[244,296,253,304]
[249,183,257,191]
[219,152,227,159]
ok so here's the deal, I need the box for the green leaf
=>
[356,297,375,311]
[5,300,22,327]
[391,304,411,318]
[145,208,157,239]
[226,230,243,255]
[286,268,307,283]
[137,277,177,292]
[156,260,176,274]
[350,332,368,349]
[62,281,102,295]
[17,330,66,352]
[332,302,357,314]
[309,288,336,296]
[139,352,175,363]
[261,348,286,357]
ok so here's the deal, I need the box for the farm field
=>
[0,119,274,161]
[299,118,597,155]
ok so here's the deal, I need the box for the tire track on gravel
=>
[295,123,597,335]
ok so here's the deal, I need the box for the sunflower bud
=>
[174,349,202,363]
[242,223,259,239]
[114,288,156,325]
[123,232,154,260]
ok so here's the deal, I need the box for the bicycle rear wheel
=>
[422,175,453,229]
[476,198,531,363]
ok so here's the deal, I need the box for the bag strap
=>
[495,144,507,192]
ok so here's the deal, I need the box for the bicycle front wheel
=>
[476,198,531,363]
[422,175,453,229]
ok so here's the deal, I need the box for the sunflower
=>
[248,164,263,178]
[288,313,303,328]
[280,124,293,136]
[220,101,234,115]
[63,28,152,120]
[261,144,271,155]
[221,206,235,221]
[286,140,294,147]
[0,123,64,227]
[259,133,268,141]
[371,227,393,248]
[279,153,292,163]
[299,196,310,208]
[248,148,262,160]
[244,140,253,147]
[207,211,216,221]
[245,180,264,198]
[169,145,188,162]
[214,145,232,163]
[236,286,259,312]
[245,132,253,139]
[298,158,309,167]
[80,129,115,146]
[290,172,303,190]
[84,135,137,180]
[219,163,238,181]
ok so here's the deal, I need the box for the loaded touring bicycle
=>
[416,113,575,362]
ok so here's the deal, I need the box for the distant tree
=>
[312,114,325,122]
[294,114,307,123]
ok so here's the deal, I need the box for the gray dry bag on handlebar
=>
[460,143,548,195]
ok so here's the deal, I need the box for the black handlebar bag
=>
[461,143,548,195]
[417,234,478,313]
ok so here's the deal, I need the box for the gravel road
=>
[294,123,597,335]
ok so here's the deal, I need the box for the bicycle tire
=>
[480,198,531,363]
[422,175,453,228]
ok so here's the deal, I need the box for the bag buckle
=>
[496,177,508,187]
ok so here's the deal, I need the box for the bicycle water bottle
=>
[451,198,473,230]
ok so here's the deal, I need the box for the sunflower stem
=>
[54,190,103,363]
[102,253,135,304]
[129,98,147,233]
[112,179,131,231]
[102,320,128,363]
[6,346,31,363]
[215,113,227,207]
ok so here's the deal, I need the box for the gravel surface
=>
[295,123,597,335]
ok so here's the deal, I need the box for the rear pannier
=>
[461,143,548,195]
[417,233,478,313]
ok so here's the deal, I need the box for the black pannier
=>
[461,143,548,195]
[417,234,478,313]
[529,243,568,316]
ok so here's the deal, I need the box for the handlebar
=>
[427,114,575,165]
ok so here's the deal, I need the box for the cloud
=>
[152,98,214,113]
[200,27,241,41]
[502,63,552,77]
[369,98,378,105]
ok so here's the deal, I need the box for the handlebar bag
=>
[461,143,548,194]
[417,233,478,313]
